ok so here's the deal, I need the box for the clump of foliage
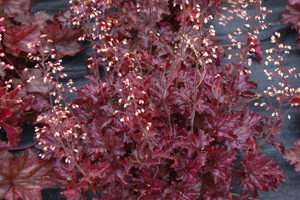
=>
[0,0,82,147]
[31,0,287,199]
[3,0,299,199]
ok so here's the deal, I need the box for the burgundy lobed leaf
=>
[25,95,49,113]
[0,149,57,200]
[12,69,50,96]
[3,25,40,56]
[283,139,300,172]
[0,87,30,144]
[0,122,21,145]
[173,129,214,157]
[240,151,285,197]
[281,2,300,33]
[42,23,83,58]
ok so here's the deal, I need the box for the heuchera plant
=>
[31,0,287,199]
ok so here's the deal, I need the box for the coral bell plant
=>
[0,0,291,199]
[32,0,286,199]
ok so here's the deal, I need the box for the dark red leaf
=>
[13,69,50,96]
[0,108,20,145]
[43,23,83,58]
[0,87,32,144]
[3,25,40,56]
[283,139,300,172]
[0,149,57,200]
[281,2,300,33]
[173,129,214,157]
[240,151,284,196]
[53,10,73,28]
[26,95,49,113]
[0,122,21,144]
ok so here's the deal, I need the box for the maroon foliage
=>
[0,0,82,63]
[240,151,284,197]
[0,86,30,144]
[0,0,83,148]
[35,0,285,199]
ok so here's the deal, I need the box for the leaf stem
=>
[6,141,37,151]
